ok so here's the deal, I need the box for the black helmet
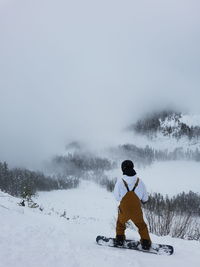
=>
[121,160,136,176]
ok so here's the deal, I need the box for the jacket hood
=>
[122,174,137,184]
[121,160,136,176]
[122,168,136,176]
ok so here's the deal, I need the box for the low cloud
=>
[0,0,200,168]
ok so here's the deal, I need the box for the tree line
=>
[143,191,200,240]
[51,153,116,177]
[0,161,79,198]
[145,191,200,216]
[110,144,200,167]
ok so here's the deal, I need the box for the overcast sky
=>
[0,0,200,168]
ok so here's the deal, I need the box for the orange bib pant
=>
[116,191,151,241]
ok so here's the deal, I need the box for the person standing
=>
[114,160,151,250]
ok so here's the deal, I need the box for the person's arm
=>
[141,200,148,204]
[113,180,121,202]
[140,181,149,204]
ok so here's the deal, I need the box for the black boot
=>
[141,239,151,250]
[114,235,125,246]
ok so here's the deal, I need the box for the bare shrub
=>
[144,205,200,240]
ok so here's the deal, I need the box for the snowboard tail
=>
[96,235,174,255]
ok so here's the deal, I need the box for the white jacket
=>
[114,174,148,203]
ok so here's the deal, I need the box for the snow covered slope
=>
[1,181,200,267]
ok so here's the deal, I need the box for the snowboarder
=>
[114,160,151,250]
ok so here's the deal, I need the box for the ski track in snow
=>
[1,181,200,267]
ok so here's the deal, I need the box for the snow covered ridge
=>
[130,110,200,140]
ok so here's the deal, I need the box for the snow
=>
[181,114,200,127]
[139,161,200,196]
[132,132,200,152]
[1,180,200,267]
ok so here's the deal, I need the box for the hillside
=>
[1,180,200,267]
[130,110,200,140]
[120,111,200,161]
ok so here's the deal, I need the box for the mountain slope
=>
[130,110,200,140]
[1,181,200,267]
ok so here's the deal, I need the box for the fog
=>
[0,0,200,168]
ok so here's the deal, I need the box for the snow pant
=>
[116,191,151,241]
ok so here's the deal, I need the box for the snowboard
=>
[96,235,174,255]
